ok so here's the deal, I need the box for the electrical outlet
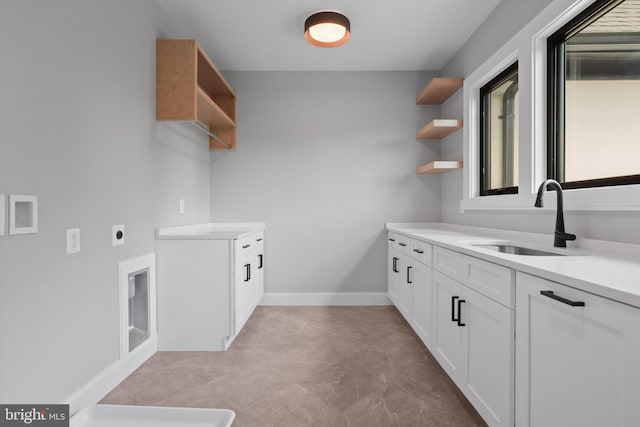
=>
[66,228,80,254]
[179,199,185,214]
[112,224,125,246]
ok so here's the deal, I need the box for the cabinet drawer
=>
[254,232,264,253]
[236,233,260,258]
[433,246,462,281]
[461,255,514,308]
[388,232,410,254]
[387,232,400,246]
[409,239,432,266]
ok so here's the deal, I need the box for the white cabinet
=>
[387,244,401,305]
[411,261,433,349]
[461,285,514,427]
[515,272,640,427]
[387,232,433,349]
[397,256,413,322]
[432,249,515,427]
[432,270,464,379]
[233,231,265,336]
[156,229,265,351]
[254,236,265,309]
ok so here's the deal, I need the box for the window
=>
[548,0,640,190]
[479,62,519,196]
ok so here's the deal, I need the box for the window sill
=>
[461,184,640,213]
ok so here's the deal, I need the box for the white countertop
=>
[386,222,640,309]
[156,222,265,240]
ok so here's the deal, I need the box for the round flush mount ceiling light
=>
[304,11,350,48]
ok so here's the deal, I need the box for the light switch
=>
[179,199,185,214]
[66,228,80,254]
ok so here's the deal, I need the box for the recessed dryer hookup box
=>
[9,194,37,235]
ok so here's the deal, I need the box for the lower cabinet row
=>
[388,232,640,427]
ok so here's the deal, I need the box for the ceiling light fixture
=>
[304,11,350,48]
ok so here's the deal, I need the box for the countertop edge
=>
[155,222,266,240]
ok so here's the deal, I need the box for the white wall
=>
[440,0,640,245]
[0,0,211,402]
[210,71,442,294]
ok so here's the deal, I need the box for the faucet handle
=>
[555,231,576,242]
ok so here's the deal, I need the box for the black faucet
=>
[534,179,576,248]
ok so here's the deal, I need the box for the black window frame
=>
[479,61,519,196]
[547,0,640,190]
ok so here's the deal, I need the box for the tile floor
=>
[102,306,487,427]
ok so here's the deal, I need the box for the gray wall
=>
[0,0,211,402]
[440,0,640,245]
[210,71,442,294]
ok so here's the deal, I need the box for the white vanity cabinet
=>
[515,272,640,427]
[432,248,515,427]
[387,238,401,306]
[387,233,433,349]
[233,231,265,336]
[156,223,265,351]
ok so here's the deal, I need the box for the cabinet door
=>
[432,270,464,382]
[411,262,433,349]
[255,249,264,308]
[234,255,251,335]
[397,257,413,323]
[516,272,640,427]
[387,246,401,306]
[461,286,514,427]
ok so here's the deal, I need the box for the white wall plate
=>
[9,194,38,235]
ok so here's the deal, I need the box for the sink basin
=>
[473,244,566,256]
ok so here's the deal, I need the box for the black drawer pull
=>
[413,249,424,254]
[407,266,412,284]
[388,238,396,242]
[457,299,466,326]
[256,238,263,242]
[258,254,263,269]
[242,244,251,249]
[540,290,585,307]
[392,257,399,273]
[451,296,459,322]
[399,243,407,247]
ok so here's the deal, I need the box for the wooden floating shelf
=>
[416,119,463,140]
[156,39,237,150]
[416,77,464,105]
[416,161,463,175]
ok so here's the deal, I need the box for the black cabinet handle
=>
[256,238,263,242]
[258,254,263,269]
[242,244,251,249]
[451,296,459,322]
[244,263,250,282]
[399,243,407,247]
[540,290,585,307]
[457,299,466,326]
[413,249,424,254]
[392,257,399,273]
[407,266,412,284]
[388,238,396,242]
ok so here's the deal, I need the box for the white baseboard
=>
[63,336,157,416]
[260,292,391,306]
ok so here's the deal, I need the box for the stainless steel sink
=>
[473,244,566,256]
